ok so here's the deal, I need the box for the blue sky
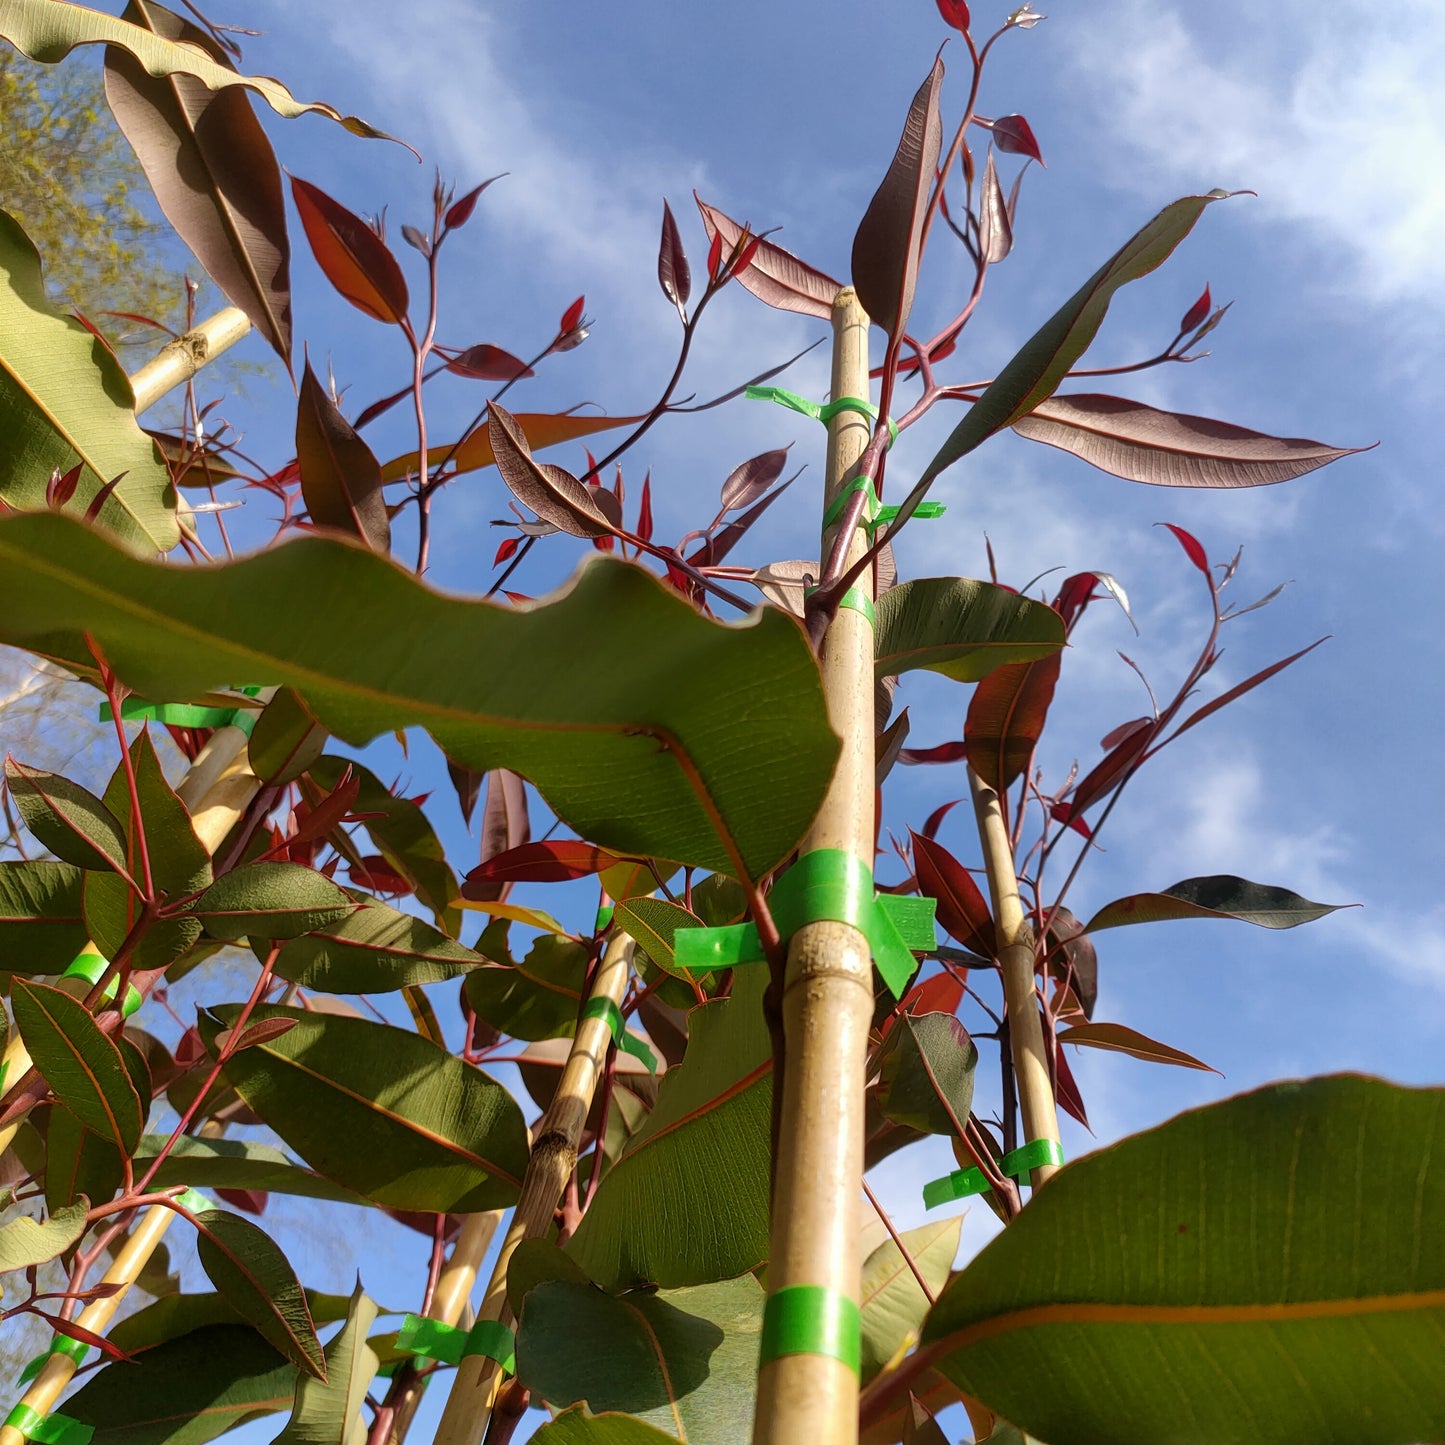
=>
[42,0,1445,1437]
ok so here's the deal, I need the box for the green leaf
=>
[505,1238,596,1317]
[12,979,144,1151]
[567,969,772,1289]
[1083,875,1347,933]
[529,1410,680,1445]
[0,1197,89,1272]
[0,209,177,551]
[271,1282,378,1445]
[874,579,1065,682]
[273,896,483,993]
[85,729,212,970]
[133,1135,369,1206]
[922,1076,1445,1445]
[0,516,839,881]
[65,1323,296,1445]
[194,861,355,940]
[876,1013,977,1137]
[203,1004,529,1211]
[860,1217,962,1382]
[613,897,708,981]
[0,860,87,973]
[0,0,393,137]
[45,1105,124,1215]
[248,687,327,786]
[517,1275,763,1442]
[192,1209,325,1378]
[4,757,133,874]
[308,756,461,933]
[463,933,589,1042]
[111,1289,354,1353]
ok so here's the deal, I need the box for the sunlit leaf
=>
[965,651,1061,792]
[860,1218,962,1382]
[0,860,88,973]
[877,1012,977,1136]
[290,176,407,324]
[695,195,841,319]
[657,198,691,318]
[488,401,613,538]
[271,1283,377,1444]
[1057,1022,1216,1073]
[5,757,132,874]
[0,1197,89,1273]
[1084,875,1346,933]
[194,861,355,941]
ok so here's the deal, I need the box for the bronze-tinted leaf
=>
[720,446,790,514]
[912,832,996,958]
[965,651,1061,792]
[486,402,612,538]
[295,363,388,550]
[466,769,529,902]
[445,344,534,381]
[695,195,841,320]
[851,57,944,341]
[1013,394,1366,487]
[657,198,691,318]
[289,176,407,324]
[1057,1021,1217,1073]
[103,0,291,361]
[978,150,1013,266]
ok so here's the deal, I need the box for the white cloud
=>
[1065,0,1445,314]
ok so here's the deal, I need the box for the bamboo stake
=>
[968,767,1061,1189]
[433,933,635,1445]
[128,306,251,415]
[381,1210,505,1445]
[753,288,875,1445]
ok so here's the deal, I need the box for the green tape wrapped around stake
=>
[99,690,261,737]
[15,1332,88,1387]
[3,1404,93,1445]
[61,952,142,1019]
[922,1137,1066,1209]
[395,1313,515,1373]
[745,384,898,447]
[580,996,658,1073]
[804,583,875,628]
[758,1285,860,1374]
[819,473,946,537]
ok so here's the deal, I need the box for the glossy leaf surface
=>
[695,195,841,319]
[911,833,996,958]
[290,176,407,324]
[1084,876,1345,933]
[965,652,1061,792]
[657,199,691,317]
[0,516,837,880]
[923,1076,1445,1444]
[296,363,388,549]
[875,579,1065,682]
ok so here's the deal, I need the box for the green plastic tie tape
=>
[99,690,260,737]
[804,583,875,628]
[61,952,142,1019]
[922,1138,1066,1209]
[758,1285,861,1374]
[172,1187,213,1215]
[745,384,897,447]
[594,903,615,933]
[672,850,935,998]
[580,997,657,1073]
[820,474,946,537]
[4,1406,93,1445]
[395,1314,515,1373]
[15,1333,89,1386]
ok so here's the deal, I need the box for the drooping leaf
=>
[1056,1022,1216,1073]
[0,860,88,973]
[463,933,589,1042]
[46,1101,126,1215]
[851,57,944,342]
[289,176,407,324]
[977,151,1013,266]
[0,209,177,549]
[530,1410,680,1445]
[657,199,691,319]
[1013,394,1364,487]
[874,579,1065,682]
[273,896,483,993]
[922,1076,1445,1445]
[12,980,144,1151]
[860,1218,962,1382]
[518,1275,762,1443]
[193,1210,325,1378]
[487,402,613,538]
[445,343,533,381]
[103,0,291,360]
[271,1283,377,1445]
[695,195,841,320]
[193,861,355,941]
[248,688,328,787]
[0,0,393,136]
[1043,904,1096,1020]
[5,757,133,874]
[134,1135,370,1205]
[876,1012,977,1136]
[464,840,616,888]
[911,833,996,958]
[1084,876,1346,933]
[380,410,645,484]
[0,1197,89,1272]
[990,113,1043,164]
[0,515,838,881]
[567,969,772,1289]
[296,363,388,549]
[203,1003,529,1211]
[965,651,1061,792]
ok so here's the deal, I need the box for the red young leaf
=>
[295,362,389,551]
[686,472,795,570]
[214,1188,269,1216]
[445,174,505,231]
[851,56,944,342]
[935,0,970,31]
[558,296,586,335]
[290,175,408,324]
[731,232,763,276]
[1059,718,1158,822]
[465,769,531,903]
[463,839,614,889]
[493,535,521,567]
[446,345,535,382]
[486,403,613,538]
[911,831,997,957]
[921,797,964,841]
[965,650,1062,792]
[1052,1031,1090,1129]
[899,740,969,766]
[1168,638,1328,745]
[696,195,841,319]
[1179,283,1211,334]
[991,113,1044,165]
[47,462,83,508]
[637,471,654,543]
[1159,522,1210,576]
[350,855,414,895]
[444,755,484,829]
[657,199,691,317]
[720,445,791,513]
